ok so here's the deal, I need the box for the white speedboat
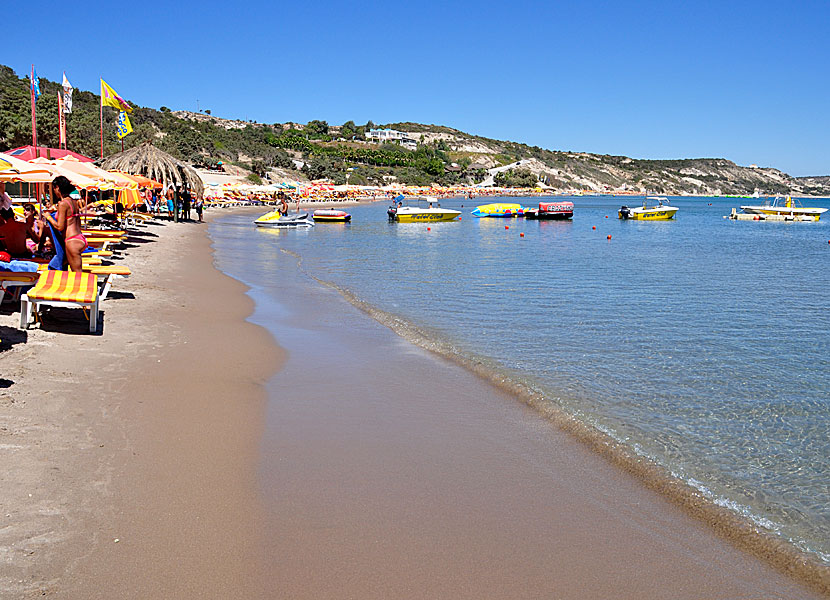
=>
[254,210,314,228]
[740,196,827,221]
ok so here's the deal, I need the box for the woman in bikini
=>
[43,176,85,271]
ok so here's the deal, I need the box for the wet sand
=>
[215,218,827,599]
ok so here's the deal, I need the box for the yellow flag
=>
[116,111,133,139]
[100,79,133,113]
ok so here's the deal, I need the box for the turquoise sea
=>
[211,195,830,565]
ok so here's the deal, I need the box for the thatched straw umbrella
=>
[98,141,204,196]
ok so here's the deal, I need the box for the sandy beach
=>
[0,205,827,598]
[0,212,280,598]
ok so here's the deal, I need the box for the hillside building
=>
[366,128,418,150]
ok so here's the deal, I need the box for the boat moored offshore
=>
[619,197,679,220]
[388,196,461,222]
[739,196,827,221]
[524,201,574,220]
[312,209,351,222]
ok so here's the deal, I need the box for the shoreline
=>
[0,212,282,597]
[216,210,827,598]
[296,244,830,597]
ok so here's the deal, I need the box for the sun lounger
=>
[83,265,132,300]
[82,229,127,238]
[0,271,40,304]
[20,271,100,333]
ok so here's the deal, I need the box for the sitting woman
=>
[41,176,85,271]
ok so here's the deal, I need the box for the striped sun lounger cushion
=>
[27,271,98,304]
[85,265,132,276]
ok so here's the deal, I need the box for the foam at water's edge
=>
[281,247,830,596]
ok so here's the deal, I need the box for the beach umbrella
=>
[109,170,163,189]
[0,152,53,178]
[51,157,138,190]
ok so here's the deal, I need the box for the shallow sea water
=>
[212,195,830,564]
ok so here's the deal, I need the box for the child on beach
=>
[194,195,204,222]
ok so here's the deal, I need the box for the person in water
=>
[42,176,85,271]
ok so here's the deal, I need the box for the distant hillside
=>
[1,65,827,195]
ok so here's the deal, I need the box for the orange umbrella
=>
[112,171,163,189]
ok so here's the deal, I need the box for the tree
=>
[205,109,211,115]
[341,120,357,139]
[304,120,329,137]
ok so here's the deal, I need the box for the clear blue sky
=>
[5,0,829,175]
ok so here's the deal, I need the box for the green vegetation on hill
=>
[1,65,826,194]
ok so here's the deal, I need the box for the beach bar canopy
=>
[6,145,95,163]
[99,142,204,196]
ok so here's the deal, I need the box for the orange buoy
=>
[605,215,609,218]
[505,225,509,230]
[427,227,431,231]
[592,226,596,230]
[520,232,524,238]
[607,234,612,240]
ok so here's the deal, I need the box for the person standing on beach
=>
[194,194,204,222]
[166,186,175,221]
[182,187,192,221]
[42,176,85,272]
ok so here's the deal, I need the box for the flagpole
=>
[30,65,38,158]
[100,96,104,159]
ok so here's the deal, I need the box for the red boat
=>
[312,209,351,223]
[524,201,574,220]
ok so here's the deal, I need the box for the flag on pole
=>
[100,79,133,113]
[31,66,41,100]
[62,72,73,113]
[58,93,67,147]
[116,111,133,139]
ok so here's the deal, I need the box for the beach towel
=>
[0,260,39,272]
[46,219,67,271]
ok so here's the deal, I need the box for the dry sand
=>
[0,212,280,598]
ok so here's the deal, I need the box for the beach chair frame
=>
[20,273,100,333]
[0,273,40,304]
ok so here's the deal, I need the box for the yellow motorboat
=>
[387,197,460,222]
[619,197,678,220]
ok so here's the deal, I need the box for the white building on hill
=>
[366,128,418,150]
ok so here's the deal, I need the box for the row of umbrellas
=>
[0,152,163,192]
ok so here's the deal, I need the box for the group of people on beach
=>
[145,185,204,222]
[0,175,205,275]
